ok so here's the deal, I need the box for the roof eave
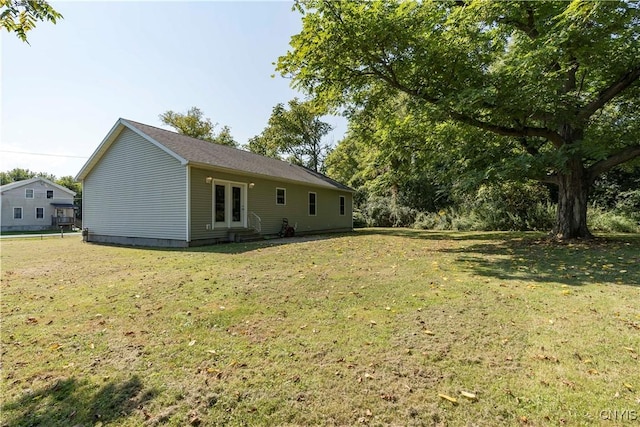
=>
[187,161,355,192]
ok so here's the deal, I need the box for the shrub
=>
[352,210,367,228]
[615,190,640,221]
[588,206,640,233]
[361,196,417,227]
[413,211,450,230]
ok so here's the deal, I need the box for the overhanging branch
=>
[587,145,640,182]
[449,112,565,147]
[577,65,640,124]
[356,65,566,147]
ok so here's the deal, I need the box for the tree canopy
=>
[1,0,63,44]
[278,0,640,238]
[0,168,55,185]
[247,98,332,172]
[159,107,238,147]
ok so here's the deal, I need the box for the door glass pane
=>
[232,186,241,222]
[215,185,225,222]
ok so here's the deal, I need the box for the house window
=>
[46,190,54,199]
[14,207,23,219]
[308,192,317,216]
[339,196,345,216]
[25,189,34,198]
[276,188,286,205]
[36,207,44,219]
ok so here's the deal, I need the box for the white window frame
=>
[276,187,286,205]
[46,190,54,199]
[35,207,45,220]
[308,192,317,216]
[25,188,34,199]
[339,195,346,216]
[14,207,23,220]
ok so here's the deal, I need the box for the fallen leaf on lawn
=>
[587,369,599,375]
[624,383,633,391]
[49,343,62,351]
[623,347,635,353]
[438,393,458,404]
[424,330,435,335]
[460,390,477,400]
[188,340,196,346]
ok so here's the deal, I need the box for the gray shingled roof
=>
[0,176,76,196]
[123,119,352,191]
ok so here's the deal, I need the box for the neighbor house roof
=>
[76,118,353,192]
[0,177,76,196]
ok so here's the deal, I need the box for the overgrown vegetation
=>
[2,231,638,426]
[353,178,640,234]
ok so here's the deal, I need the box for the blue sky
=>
[1,1,346,178]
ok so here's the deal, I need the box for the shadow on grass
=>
[437,234,640,287]
[179,229,533,254]
[84,228,640,287]
[353,227,540,241]
[2,375,157,427]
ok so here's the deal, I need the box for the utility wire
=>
[0,150,89,159]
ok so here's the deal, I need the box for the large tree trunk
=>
[552,158,592,239]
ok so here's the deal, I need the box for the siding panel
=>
[83,128,186,240]
[188,167,352,240]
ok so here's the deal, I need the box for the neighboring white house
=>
[0,177,77,232]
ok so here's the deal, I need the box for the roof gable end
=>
[75,118,187,180]
[0,177,76,196]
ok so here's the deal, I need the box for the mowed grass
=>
[1,229,639,426]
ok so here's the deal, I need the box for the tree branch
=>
[577,65,640,124]
[516,137,539,156]
[355,64,566,148]
[449,112,565,147]
[587,145,640,182]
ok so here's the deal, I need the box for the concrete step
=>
[228,230,263,243]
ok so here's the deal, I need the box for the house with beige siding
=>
[76,118,353,247]
[1,177,77,232]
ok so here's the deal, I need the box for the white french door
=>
[213,180,247,229]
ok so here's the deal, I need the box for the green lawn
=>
[1,230,638,426]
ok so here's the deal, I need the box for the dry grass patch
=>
[1,230,639,426]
